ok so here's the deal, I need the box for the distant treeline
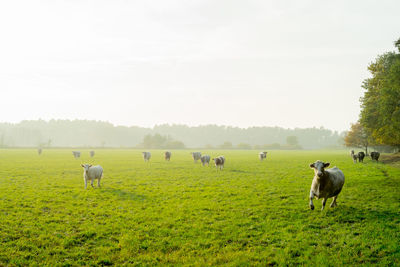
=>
[0,120,344,149]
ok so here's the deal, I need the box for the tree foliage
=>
[360,38,400,148]
[344,122,370,153]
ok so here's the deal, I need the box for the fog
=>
[1,0,399,133]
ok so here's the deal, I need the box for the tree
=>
[344,122,370,154]
[219,141,233,149]
[237,143,252,150]
[286,136,298,146]
[359,38,400,149]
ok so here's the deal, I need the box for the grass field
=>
[0,149,399,266]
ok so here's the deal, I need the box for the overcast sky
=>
[0,0,399,131]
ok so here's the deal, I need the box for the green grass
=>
[0,149,399,266]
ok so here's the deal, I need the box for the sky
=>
[0,0,399,132]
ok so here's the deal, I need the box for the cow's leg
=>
[97,178,101,188]
[84,178,87,189]
[330,196,337,207]
[309,190,315,210]
[321,198,327,211]
[91,179,94,187]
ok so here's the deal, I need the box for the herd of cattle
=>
[350,150,380,163]
[35,148,382,211]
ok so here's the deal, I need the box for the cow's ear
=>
[81,164,84,167]
[309,163,314,168]
[324,162,330,168]
[89,164,92,167]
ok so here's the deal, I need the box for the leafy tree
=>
[360,38,400,149]
[237,143,252,150]
[286,136,298,146]
[219,141,233,149]
[344,122,370,154]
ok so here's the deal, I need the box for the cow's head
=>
[309,160,330,178]
[81,164,92,172]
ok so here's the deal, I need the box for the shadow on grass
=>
[328,205,400,224]
[102,188,146,201]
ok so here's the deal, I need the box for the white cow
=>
[90,151,95,158]
[191,152,202,163]
[309,160,345,211]
[81,164,103,189]
[259,151,267,160]
[72,151,81,159]
[212,155,225,170]
[38,148,42,155]
[142,152,151,162]
[200,155,211,166]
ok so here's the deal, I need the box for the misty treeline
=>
[0,120,343,149]
[345,38,400,153]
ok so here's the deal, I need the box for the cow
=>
[81,164,103,189]
[352,153,358,163]
[142,152,151,162]
[200,155,211,166]
[358,152,365,162]
[38,148,42,155]
[212,155,225,170]
[165,151,171,161]
[259,151,267,161]
[72,151,81,159]
[308,160,345,211]
[370,151,380,161]
[90,151,95,157]
[350,150,354,157]
[191,152,202,163]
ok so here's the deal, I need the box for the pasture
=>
[0,149,399,266]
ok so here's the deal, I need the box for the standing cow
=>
[212,155,225,170]
[142,152,151,162]
[38,148,42,155]
[191,152,202,163]
[259,151,267,161]
[352,153,358,163]
[350,150,354,157]
[201,155,211,166]
[358,152,365,162]
[90,151,95,158]
[308,160,345,211]
[72,151,81,159]
[370,151,380,161]
[165,151,171,161]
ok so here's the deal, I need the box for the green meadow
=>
[0,149,399,266]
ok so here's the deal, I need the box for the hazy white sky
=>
[0,0,399,131]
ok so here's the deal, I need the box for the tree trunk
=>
[365,145,368,156]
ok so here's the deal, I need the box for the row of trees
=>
[345,38,400,153]
[0,120,342,149]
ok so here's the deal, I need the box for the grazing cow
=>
[352,153,358,163]
[90,151,95,158]
[81,164,103,189]
[309,160,345,211]
[259,151,267,161]
[191,152,202,163]
[38,148,42,155]
[350,150,354,157]
[370,151,380,161]
[212,155,225,170]
[142,152,151,162]
[72,151,81,159]
[358,152,365,162]
[200,155,211,166]
[165,151,171,161]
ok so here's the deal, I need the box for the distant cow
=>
[72,151,81,159]
[350,150,354,157]
[358,152,365,162]
[81,164,103,189]
[352,153,358,163]
[212,155,225,170]
[38,148,42,155]
[309,160,345,211]
[165,151,171,161]
[142,152,151,162]
[370,151,380,161]
[201,155,211,166]
[259,151,267,161]
[90,151,95,157]
[191,152,202,163]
